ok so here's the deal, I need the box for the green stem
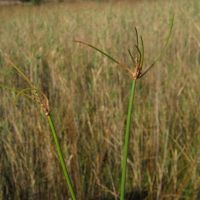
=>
[47,114,77,200]
[120,80,136,200]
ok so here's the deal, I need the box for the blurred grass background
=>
[0,0,200,199]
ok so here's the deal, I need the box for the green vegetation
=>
[75,16,173,200]
[0,1,200,199]
[47,114,77,200]
[0,57,77,199]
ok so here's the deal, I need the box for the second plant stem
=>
[120,80,136,200]
[47,114,77,200]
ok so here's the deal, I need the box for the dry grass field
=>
[0,0,200,199]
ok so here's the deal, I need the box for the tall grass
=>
[1,1,200,199]
[75,16,173,199]
[1,55,77,199]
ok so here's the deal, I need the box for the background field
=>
[0,0,200,199]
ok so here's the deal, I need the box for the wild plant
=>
[0,54,77,200]
[1,13,173,200]
[75,15,174,200]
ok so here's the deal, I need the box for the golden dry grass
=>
[0,1,200,199]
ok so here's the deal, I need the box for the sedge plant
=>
[1,54,77,200]
[75,15,174,200]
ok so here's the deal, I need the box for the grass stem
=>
[47,114,77,200]
[120,80,136,200]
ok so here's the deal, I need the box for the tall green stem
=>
[120,80,136,200]
[47,114,77,200]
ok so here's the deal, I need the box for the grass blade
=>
[2,60,77,200]
[140,36,144,68]
[128,49,135,66]
[135,27,139,46]
[74,39,130,70]
[4,55,34,88]
[135,45,142,67]
[74,40,120,65]
[120,80,136,200]
[47,114,77,200]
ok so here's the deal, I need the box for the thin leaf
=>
[4,54,33,87]
[74,40,130,71]
[0,84,34,102]
[15,88,34,101]
[0,84,20,93]
[74,40,120,65]
[135,27,139,47]
[135,45,142,66]
[140,36,144,68]
[128,49,135,66]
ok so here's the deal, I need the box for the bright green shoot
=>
[47,114,77,200]
[75,14,174,200]
[2,55,77,200]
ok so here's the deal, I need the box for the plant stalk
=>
[47,114,77,200]
[120,80,136,200]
